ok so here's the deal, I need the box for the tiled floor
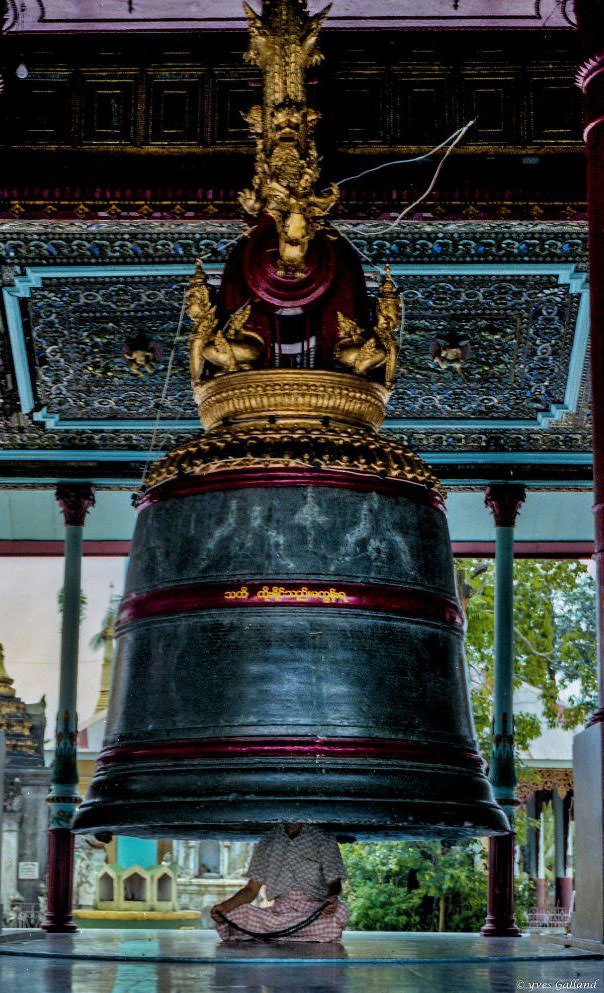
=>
[0,930,601,993]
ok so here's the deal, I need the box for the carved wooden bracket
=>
[516,767,574,803]
[55,484,96,527]
[485,484,526,528]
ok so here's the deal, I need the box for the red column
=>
[573,5,604,945]
[577,33,604,727]
[482,833,520,937]
[43,830,77,933]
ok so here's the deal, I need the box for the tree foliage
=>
[459,558,597,753]
[343,560,594,931]
[57,587,87,622]
[342,841,534,932]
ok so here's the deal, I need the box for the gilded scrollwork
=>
[0,220,587,267]
[516,767,574,802]
[199,369,389,431]
[144,421,444,494]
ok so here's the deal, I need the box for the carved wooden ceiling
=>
[0,220,591,488]
[0,29,586,222]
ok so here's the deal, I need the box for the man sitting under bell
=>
[210,822,349,942]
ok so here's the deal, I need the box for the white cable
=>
[328,121,474,189]
[383,118,476,230]
[140,284,189,489]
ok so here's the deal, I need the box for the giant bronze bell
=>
[73,0,508,841]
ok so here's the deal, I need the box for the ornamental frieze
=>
[0,220,587,267]
[516,767,574,803]
[22,271,584,425]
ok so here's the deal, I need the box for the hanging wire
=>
[327,121,475,189]
[332,117,477,240]
[139,283,190,491]
[382,118,476,230]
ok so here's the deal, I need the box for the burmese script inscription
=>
[225,586,349,604]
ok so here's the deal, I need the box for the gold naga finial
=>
[374,265,403,389]
[333,266,403,390]
[186,260,219,390]
[201,303,265,375]
[186,262,266,393]
[239,0,339,275]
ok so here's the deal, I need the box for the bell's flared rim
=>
[73,738,509,842]
[73,797,510,842]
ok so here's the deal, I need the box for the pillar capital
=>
[484,484,526,528]
[55,483,95,527]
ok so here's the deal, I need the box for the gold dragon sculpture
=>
[239,0,339,275]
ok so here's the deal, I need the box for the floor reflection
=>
[214,940,348,959]
[10,958,601,993]
[0,931,601,993]
[211,943,348,993]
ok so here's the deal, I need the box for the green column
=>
[50,522,85,820]
[43,483,95,933]
[481,483,525,937]
[491,521,517,810]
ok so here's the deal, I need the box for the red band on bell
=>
[99,735,484,769]
[138,468,445,514]
[119,580,464,628]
